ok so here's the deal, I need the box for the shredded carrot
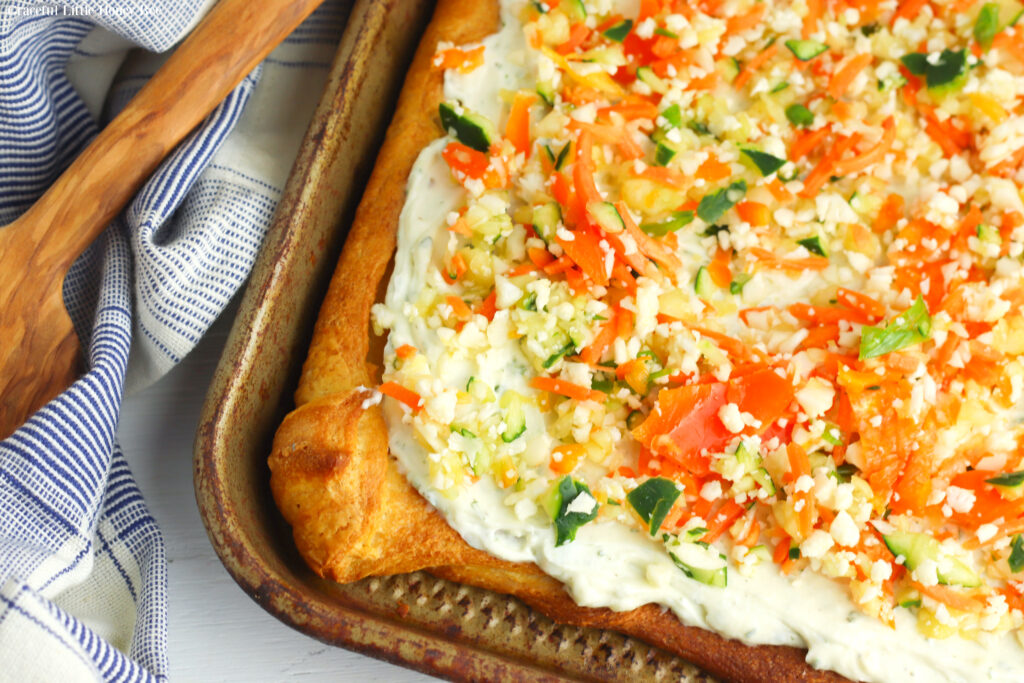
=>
[445,295,473,318]
[638,165,689,189]
[736,201,770,227]
[550,443,586,475]
[734,43,780,90]
[476,291,497,321]
[442,251,468,284]
[872,193,905,233]
[433,45,485,73]
[506,91,537,158]
[892,0,930,26]
[836,287,886,320]
[832,117,895,176]
[616,200,683,272]
[708,248,733,288]
[379,382,423,412]
[557,22,590,55]
[766,179,794,203]
[597,100,660,121]
[581,311,617,365]
[749,247,830,271]
[530,376,607,403]
[727,3,767,34]
[829,53,873,99]
[790,124,831,162]
[803,0,824,38]
[703,499,746,541]
[395,344,417,359]
[914,582,985,613]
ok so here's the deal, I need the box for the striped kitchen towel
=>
[0,1,346,680]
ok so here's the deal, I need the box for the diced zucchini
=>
[654,139,681,166]
[537,80,557,106]
[637,66,668,94]
[729,273,752,295]
[719,56,741,83]
[467,376,495,402]
[547,476,599,546]
[603,18,633,42]
[542,341,573,368]
[588,201,625,234]
[798,234,829,257]
[561,0,586,21]
[986,470,1024,497]
[770,82,789,93]
[896,585,922,609]
[439,101,497,152]
[977,223,1002,245]
[628,477,680,535]
[736,442,776,495]
[740,147,787,176]
[626,409,645,430]
[640,210,694,236]
[668,540,728,587]
[532,202,562,241]
[883,531,981,588]
[660,104,683,129]
[499,391,527,442]
[785,39,828,61]
[694,266,714,297]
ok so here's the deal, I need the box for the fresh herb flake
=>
[900,49,967,90]
[859,296,932,360]
[661,104,683,128]
[627,477,681,536]
[986,470,1024,487]
[741,148,787,176]
[603,18,633,43]
[551,476,599,546]
[697,180,747,223]
[785,103,814,127]
[641,210,694,236]
[1012,535,1024,573]
[974,3,1000,50]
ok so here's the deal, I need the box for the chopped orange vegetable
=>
[433,45,485,73]
[379,382,423,412]
[505,92,537,158]
[550,444,586,475]
[530,376,607,403]
[395,344,417,359]
[829,53,873,99]
[736,201,770,227]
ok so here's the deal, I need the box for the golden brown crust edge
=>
[269,1,850,681]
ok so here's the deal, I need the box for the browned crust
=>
[269,1,850,681]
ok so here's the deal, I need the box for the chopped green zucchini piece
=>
[785,39,828,61]
[798,234,828,257]
[669,540,728,587]
[532,202,562,241]
[883,531,981,587]
[439,101,497,152]
[603,18,633,42]
[637,66,668,94]
[977,223,1002,245]
[588,201,625,233]
[500,391,527,442]
[694,266,714,297]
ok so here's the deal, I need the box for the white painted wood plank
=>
[117,305,436,682]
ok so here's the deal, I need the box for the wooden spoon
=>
[0,0,325,439]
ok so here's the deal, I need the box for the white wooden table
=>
[117,302,436,682]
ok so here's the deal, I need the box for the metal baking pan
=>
[193,1,711,679]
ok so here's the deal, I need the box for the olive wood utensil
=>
[0,0,325,439]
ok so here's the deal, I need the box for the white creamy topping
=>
[378,2,1024,681]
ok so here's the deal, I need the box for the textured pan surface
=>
[193,1,712,679]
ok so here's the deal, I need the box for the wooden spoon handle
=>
[8,0,325,280]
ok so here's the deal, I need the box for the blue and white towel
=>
[0,2,345,679]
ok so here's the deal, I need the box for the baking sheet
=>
[193,1,713,679]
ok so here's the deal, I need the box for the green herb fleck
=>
[859,296,932,360]
[697,180,747,223]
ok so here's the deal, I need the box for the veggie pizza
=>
[270,0,1024,680]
